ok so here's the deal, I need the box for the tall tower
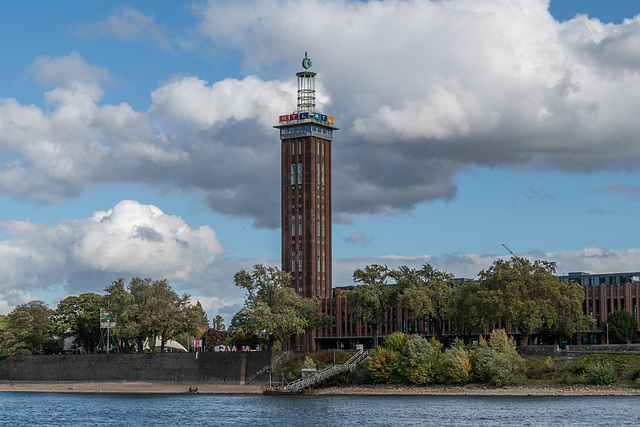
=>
[275,52,337,299]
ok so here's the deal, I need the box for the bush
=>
[469,338,493,383]
[487,352,522,387]
[482,330,523,387]
[368,347,404,384]
[443,339,471,384]
[589,363,616,385]
[382,332,408,353]
[403,336,436,384]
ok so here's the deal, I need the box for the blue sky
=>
[1,0,640,323]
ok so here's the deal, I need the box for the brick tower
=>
[275,52,337,300]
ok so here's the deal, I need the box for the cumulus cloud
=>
[192,0,640,221]
[0,200,225,310]
[74,7,169,47]
[4,1,640,228]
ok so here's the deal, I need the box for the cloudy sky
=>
[2,0,640,323]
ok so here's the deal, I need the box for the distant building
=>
[559,271,640,344]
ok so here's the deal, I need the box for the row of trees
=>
[0,278,210,355]
[348,258,595,345]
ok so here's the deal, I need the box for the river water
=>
[0,393,637,426]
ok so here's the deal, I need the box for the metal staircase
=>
[280,349,370,392]
[246,351,293,384]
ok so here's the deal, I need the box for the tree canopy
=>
[1,300,55,355]
[476,257,593,344]
[232,264,329,350]
[104,277,208,352]
[347,264,392,345]
[603,310,638,344]
[50,293,104,353]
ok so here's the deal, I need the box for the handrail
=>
[246,350,293,384]
[280,349,371,392]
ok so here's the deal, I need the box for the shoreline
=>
[2,381,640,396]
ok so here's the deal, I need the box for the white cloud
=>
[0,200,225,313]
[4,1,640,227]
[149,75,292,129]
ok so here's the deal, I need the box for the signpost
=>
[99,309,117,353]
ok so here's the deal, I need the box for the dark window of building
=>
[607,299,611,314]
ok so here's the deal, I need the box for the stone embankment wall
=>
[516,345,559,356]
[0,351,280,383]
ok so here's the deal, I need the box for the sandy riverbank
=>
[0,381,264,395]
[2,382,640,396]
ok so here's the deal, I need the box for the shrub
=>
[443,339,471,384]
[589,363,616,385]
[484,329,523,387]
[368,347,405,384]
[403,336,436,384]
[382,332,408,353]
[469,337,493,383]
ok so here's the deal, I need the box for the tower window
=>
[292,252,295,272]
[299,215,302,236]
[317,163,320,184]
[322,252,325,272]
[299,251,302,272]
[321,164,325,185]
[291,164,295,185]
[317,252,320,272]
[317,218,320,236]
[322,216,325,237]
[291,142,295,156]
[292,215,295,237]
[298,163,302,184]
[298,141,301,154]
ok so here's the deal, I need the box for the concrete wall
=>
[516,345,559,356]
[0,351,280,383]
[565,344,640,352]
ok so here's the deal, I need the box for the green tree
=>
[180,300,209,350]
[393,264,458,342]
[603,310,638,344]
[1,300,55,354]
[104,277,195,352]
[347,264,392,346]
[104,277,147,352]
[212,315,226,331]
[478,257,590,345]
[233,264,329,350]
[455,280,496,337]
[50,293,104,353]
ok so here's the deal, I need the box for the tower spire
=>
[297,52,316,113]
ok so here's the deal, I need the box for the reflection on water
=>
[0,393,638,426]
